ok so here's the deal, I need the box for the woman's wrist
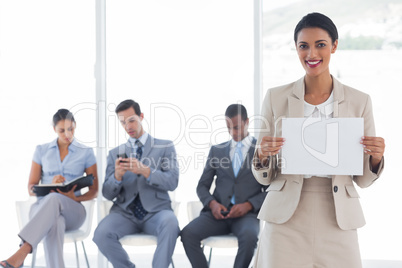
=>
[370,156,382,174]
[255,151,270,169]
[29,185,36,195]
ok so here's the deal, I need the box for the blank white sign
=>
[281,117,364,175]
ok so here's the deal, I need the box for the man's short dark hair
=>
[115,99,141,115]
[225,104,248,121]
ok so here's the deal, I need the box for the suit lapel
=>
[288,77,305,118]
[140,135,153,160]
[236,137,256,178]
[124,141,132,158]
[224,141,236,178]
[332,77,349,118]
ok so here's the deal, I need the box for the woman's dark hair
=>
[294,12,338,44]
[52,109,75,126]
[115,99,141,116]
[225,104,248,121]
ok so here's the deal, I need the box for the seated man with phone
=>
[180,104,267,268]
[93,99,179,268]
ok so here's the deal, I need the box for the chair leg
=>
[81,241,90,268]
[171,260,175,268]
[208,248,213,267]
[31,248,36,268]
[74,241,80,268]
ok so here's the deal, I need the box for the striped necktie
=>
[130,139,147,220]
[135,140,143,160]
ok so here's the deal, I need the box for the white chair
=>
[187,201,238,267]
[101,197,180,268]
[16,197,95,268]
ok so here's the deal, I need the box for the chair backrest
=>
[75,199,96,237]
[15,197,37,230]
[171,200,180,217]
[187,200,203,221]
[100,200,114,219]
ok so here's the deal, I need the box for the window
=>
[106,0,255,205]
[0,0,95,256]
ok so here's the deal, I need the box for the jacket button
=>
[334,186,338,193]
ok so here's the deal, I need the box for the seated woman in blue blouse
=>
[1,109,98,268]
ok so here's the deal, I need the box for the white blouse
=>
[303,91,334,179]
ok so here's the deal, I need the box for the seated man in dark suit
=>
[93,99,179,268]
[181,104,267,268]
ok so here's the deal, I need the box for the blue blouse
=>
[33,139,96,184]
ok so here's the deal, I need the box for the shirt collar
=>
[49,138,78,152]
[49,138,58,148]
[304,91,334,117]
[129,132,148,147]
[68,139,79,152]
[230,134,252,149]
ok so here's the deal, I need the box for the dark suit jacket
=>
[197,137,267,214]
[102,134,179,215]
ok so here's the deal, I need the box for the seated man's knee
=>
[237,228,259,247]
[92,226,103,246]
[162,213,180,235]
[93,221,114,246]
[161,210,178,226]
[180,223,199,244]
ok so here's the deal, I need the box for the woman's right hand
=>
[52,174,66,184]
[258,136,285,161]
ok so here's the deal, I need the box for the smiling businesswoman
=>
[1,109,98,268]
[252,13,385,268]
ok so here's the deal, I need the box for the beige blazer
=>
[252,76,384,230]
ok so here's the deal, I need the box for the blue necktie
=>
[232,142,243,177]
[231,142,243,204]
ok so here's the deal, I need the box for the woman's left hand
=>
[56,185,78,201]
[361,136,385,171]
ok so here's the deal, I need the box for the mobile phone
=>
[117,153,128,163]
[221,210,229,216]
